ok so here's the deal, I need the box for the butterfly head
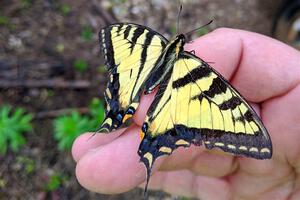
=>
[175,34,186,43]
[174,34,186,56]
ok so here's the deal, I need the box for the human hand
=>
[72,28,300,200]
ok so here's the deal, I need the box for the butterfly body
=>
[144,34,186,93]
[98,23,272,194]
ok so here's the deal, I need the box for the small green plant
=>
[16,156,35,174]
[60,4,71,15]
[20,0,32,9]
[0,15,9,26]
[53,98,105,151]
[0,105,32,155]
[0,13,15,30]
[55,43,65,53]
[80,26,93,41]
[73,58,88,73]
[46,89,55,97]
[97,65,107,73]
[0,178,6,188]
[45,174,63,192]
[54,110,91,151]
[89,98,105,129]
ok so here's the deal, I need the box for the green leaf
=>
[89,98,105,130]
[60,4,71,15]
[0,137,8,155]
[45,174,61,192]
[0,15,9,26]
[16,156,35,174]
[0,178,6,188]
[80,26,93,41]
[53,98,106,151]
[97,65,107,73]
[20,0,32,9]
[0,105,32,155]
[73,58,88,73]
[53,110,91,151]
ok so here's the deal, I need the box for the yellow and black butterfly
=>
[98,23,272,193]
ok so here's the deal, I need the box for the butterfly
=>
[98,22,272,194]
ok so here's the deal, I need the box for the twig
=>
[34,107,90,119]
[91,0,118,25]
[0,79,91,89]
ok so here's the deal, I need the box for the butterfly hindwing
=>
[98,23,168,132]
[139,52,272,175]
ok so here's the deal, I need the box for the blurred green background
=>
[0,0,299,199]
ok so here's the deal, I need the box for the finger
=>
[132,88,157,126]
[75,125,164,194]
[73,85,157,163]
[262,84,300,163]
[146,170,230,200]
[185,29,242,81]
[231,82,300,199]
[186,28,300,102]
[159,145,237,177]
[72,89,157,163]
[226,85,300,199]
[72,128,126,162]
[229,157,294,199]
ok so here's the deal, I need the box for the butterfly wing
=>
[99,23,168,132]
[139,52,272,183]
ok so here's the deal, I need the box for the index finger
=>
[185,28,300,102]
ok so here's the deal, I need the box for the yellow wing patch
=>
[143,53,272,160]
[98,23,167,132]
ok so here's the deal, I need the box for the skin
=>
[72,28,300,200]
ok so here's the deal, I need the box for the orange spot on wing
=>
[122,114,132,123]
[140,130,145,141]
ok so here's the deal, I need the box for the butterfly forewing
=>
[99,23,168,132]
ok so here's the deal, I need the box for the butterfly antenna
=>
[184,19,213,36]
[86,119,110,141]
[176,4,183,34]
[87,132,97,141]
[86,126,101,141]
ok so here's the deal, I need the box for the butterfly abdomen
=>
[144,34,186,93]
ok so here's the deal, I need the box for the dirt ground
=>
[0,0,284,199]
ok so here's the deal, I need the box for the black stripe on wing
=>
[172,66,211,89]
[99,23,168,71]
[129,26,145,54]
[219,96,243,110]
[129,30,156,100]
[203,77,228,98]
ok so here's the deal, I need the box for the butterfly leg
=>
[189,50,196,55]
